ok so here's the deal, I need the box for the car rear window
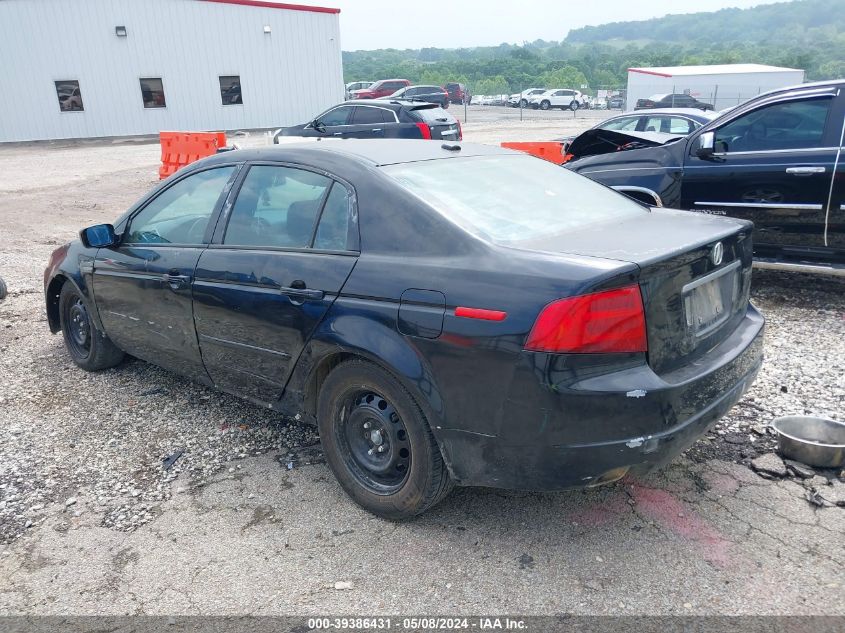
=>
[412,106,454,123]
[382,155,646,243]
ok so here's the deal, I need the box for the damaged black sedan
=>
[45,140,763,519]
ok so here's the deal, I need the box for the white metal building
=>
[0,0,344,142]
[626,64,806,110]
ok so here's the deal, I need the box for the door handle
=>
[162,272,191,288]
[332,132,343,136]
[279,284,324,302]
[371,128,383,132]
[785,166,826,175]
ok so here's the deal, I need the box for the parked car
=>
[382,85,449,108]
[608,96,625,109]
[351,79,410,100]
[274,100,461,142]
[635,93,714,111]
[566,80,845,275]
[445,83,469,104]
[556,109,713,151]
[528,89,585,111]
[508,88,547,108]
[345,81,373,100]
[45,140,763,518]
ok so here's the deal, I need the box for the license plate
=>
[683,260,741,337]
[440,129,457,137]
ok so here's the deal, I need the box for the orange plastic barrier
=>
[159,131,227,179]
[500,141,568,165]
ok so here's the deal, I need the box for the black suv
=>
[274,100,461,142]
[567,80,845,275]
[636,93,714,111]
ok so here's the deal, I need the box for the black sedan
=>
[635,93,714,111]
[44,140,764,519]
[274,100,461,142]
[382,85,449,108]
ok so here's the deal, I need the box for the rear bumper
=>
[439,306,764,490]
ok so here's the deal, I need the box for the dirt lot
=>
[0,109,844,616]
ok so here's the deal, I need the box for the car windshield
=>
[382,155,645,243]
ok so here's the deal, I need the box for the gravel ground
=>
[0,116,843,614]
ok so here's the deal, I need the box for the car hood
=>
[566,129,683,160]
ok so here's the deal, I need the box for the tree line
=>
[342,0,845,95]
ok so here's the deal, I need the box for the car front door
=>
[306,105,355,138]
[92,165,239,381]
[682,94,838,255]
[822,102,845,256]
[192,163,359,403]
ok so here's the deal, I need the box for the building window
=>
[140,78,166,108]
[55,80,84,112]
[219,76,242,105]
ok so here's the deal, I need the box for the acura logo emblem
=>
[711,242,724,266]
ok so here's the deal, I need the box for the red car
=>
[352,79,410,100]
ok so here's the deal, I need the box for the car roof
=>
[615,108,715,119]
[203,139,513,168]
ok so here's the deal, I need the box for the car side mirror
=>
[80,223,117,248]
[696,131,715,158]
[311,119,326,134]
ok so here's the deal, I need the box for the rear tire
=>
[570,101,580,111]
[317,359,453,520]
[59,283,124,371]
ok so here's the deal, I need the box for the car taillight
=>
[456,119,462,141]
[415,122,432,139]
[524,284,647,354]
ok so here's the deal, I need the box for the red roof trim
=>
[627,68,673,78]
[200,0,340,14]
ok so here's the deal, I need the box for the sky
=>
[301,0,786,51]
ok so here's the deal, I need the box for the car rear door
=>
[682,92,838,254]
[193,163,359,403]
[347,105,394,138]
[93,165,239,381]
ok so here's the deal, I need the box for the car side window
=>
[314,183,356,251]
[125,166,236,245]
[352,107,386,125]
[714,98,832,153]
[602,116,640,131]
[673,117,697,134]
[318,106,352,127]
[224,165,333,248]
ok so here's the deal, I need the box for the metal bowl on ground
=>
[771,416,845,468]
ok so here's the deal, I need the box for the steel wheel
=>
[66,297,92,359]
[336,390,411,494]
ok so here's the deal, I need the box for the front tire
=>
[59,283,124,371]
[317,360,453,520]
[540,100,550,111]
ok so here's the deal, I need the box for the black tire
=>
[570,101,580,111]
[317,359,453,520]
[540,100,550,111]
[59,283,124,371]
[0,276,6,301]
[520,99,528,108]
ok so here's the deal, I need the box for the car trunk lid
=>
[512,208,754,374]
[410,104,461,140]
